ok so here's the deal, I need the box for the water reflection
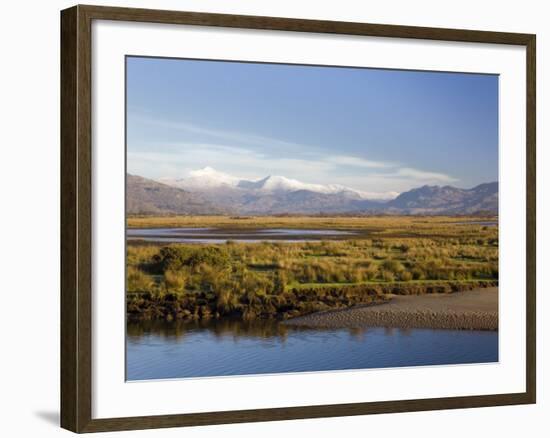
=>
[127,318,295,342]
[127,227,358,244]
[127,318,373,344]
[126,318,499,381]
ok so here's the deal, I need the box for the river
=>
[126,319,498,380]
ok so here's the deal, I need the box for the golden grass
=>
[127,214,497,233]
[126,215,499,321]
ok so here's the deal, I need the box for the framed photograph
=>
[60,5,536,433]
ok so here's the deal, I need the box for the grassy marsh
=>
[126,215,498,321]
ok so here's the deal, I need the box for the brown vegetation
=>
[126,216,498,321]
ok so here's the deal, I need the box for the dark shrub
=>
[154,245,230,272]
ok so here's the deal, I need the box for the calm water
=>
[451,221,498,226]
[127,227,357,244]
[126,319,498,380]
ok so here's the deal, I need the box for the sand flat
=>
[285,288,498,331]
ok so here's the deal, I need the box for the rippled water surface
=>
[126,319,498,380]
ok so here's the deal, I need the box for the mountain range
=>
[127,168,498,216]
[384,182,498,215]
[159,167,399,200]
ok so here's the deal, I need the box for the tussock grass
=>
[126,215,498,321]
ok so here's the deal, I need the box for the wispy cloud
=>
[394,168,457,183]
[130,113,305,154]
[325,155,393,169]
[127,114,458,193]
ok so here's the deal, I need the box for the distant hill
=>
[157,166,394,215]
[232,189,383,215]
[385,182,498,214]
[129,169,498,216]
[126,174,225,215]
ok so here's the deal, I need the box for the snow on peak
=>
[158,167,399,200]
[259,175,314,192]
[188,167,239,185]
[159,167,239,190]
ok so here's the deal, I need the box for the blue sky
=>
[127,56,498,194]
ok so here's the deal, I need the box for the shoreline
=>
[284,288,498,331]
[126,281,497,322]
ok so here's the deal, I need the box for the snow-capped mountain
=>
[159,167,399,201]
[159,167,240,190]
[240,175,360,198]
[128,171,498,216]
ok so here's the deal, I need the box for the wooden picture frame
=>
[61,4,536,433]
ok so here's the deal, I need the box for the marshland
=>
[126,215,498,323]
[126,215,499,379]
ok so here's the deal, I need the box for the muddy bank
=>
[126,281,496,322]
[285,288,498,331]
